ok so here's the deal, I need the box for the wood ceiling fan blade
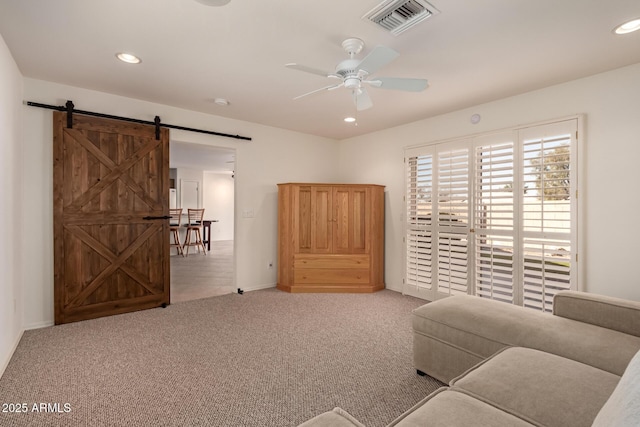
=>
[367,77,428,92]
[353,88,373,111]
[357,46,400,75]
[294,83,344,100]
[285,63,339,79]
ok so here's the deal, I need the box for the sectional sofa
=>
[299,291,640,427]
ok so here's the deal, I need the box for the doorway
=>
[169,140,236,303]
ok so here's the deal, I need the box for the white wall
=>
[21,78,340,329]
[339,62,640,301]
[0,34,24,375]
[204,171,234,241]
[10,51,640,336]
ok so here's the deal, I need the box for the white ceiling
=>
[170,141,234,171]
[1,0,639,140]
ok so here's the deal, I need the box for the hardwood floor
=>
[170,240,234,303]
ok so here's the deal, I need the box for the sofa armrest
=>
[553,291,640,337]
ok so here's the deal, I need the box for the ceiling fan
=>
[285,38,428,111]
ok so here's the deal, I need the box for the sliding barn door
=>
[53,111,170,324]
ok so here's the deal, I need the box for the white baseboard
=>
[0,328,24,379]
[239,284,405,295]
[232,284,406,296]
[24,320,54,330]
[240,283,276,293]
[385,284,403,293]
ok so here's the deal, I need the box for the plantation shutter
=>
[474,133,517,304]
[520,121,576,311]
[436,146,470,296]
[404,117,578,310]
[405,147,435,295]
[404,142,472,300]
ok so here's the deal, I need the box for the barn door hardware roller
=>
[66,100,74,128]
[25,100,252,141]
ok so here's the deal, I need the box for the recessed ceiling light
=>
[344,117,356,123]
[194,0,231,6]
[613,18,640,35]
[214,98,230,106]
[116,53,141,64]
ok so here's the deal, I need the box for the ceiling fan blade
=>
[285,63,339,79]
[366,77,428,92]
[294,83,344,100]
[357,46,400,75]
[353,88,373,111]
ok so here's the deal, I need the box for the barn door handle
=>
[143,215,172,220]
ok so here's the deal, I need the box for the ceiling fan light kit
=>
[286,37,428,111]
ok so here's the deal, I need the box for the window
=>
[405,119,578,311]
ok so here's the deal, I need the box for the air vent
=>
[363,0,440,36]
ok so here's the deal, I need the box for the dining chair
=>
[183,208,207,256]
[169,208,184,256]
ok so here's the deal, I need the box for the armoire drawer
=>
[294,269,370,284]
[293,254,369,269]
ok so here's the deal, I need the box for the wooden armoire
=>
[277,183,385,293]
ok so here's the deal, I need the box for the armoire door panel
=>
[311,186,333,253]
[296,186,312,252]
[333,188,351,253]
[351,188,368,253]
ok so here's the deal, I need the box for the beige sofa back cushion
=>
[553,291,640,337]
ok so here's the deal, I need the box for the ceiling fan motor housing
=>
[336,59,360,75]
[336,58,363,89]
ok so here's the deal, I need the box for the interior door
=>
[53,111,170,324]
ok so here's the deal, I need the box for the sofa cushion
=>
[450,347,620,427]
[388,387,535,427]
[592,349,640,427]
[413,295,640,376]
[297,407,365,427]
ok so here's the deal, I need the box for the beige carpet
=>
[0,289,442,426]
